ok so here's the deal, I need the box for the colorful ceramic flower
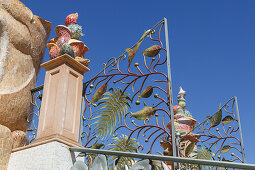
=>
[173,105,182,114]
[47,43,60,59]
[65,13,78,26]
[68,39,89,57]
[59,43,75,58]
[68,24,83,40]
[75,57,90,67]
[55,25,71,49]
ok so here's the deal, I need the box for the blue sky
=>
[24,0,255,163]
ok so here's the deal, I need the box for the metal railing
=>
[69,147,255,169]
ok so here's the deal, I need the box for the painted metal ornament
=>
[90,83,108,104]
[130,103,156,120]
[143,45,161,57]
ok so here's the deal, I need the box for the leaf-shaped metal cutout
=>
[210,108,222,128]
[140,86,153,98]
[220,145,231,153]
[222,115,234,124]
[130,103,156,120]
[143,45,161,57]
[90,83,107,104]
[185,142,196,156]
[126,32,147,64]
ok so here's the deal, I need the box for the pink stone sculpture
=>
[0,0,51,168]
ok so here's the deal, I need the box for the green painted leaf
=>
[140,86,153,98]
[108,135,139,169]
[185,142,196,156]
[222,115,234,124]
[126,32,147,64]
[92,88,131,139]
[90,142,104,149]
[143,45,161,57]
[220,145,231,153]
[90,83,107,104]
[210,107,222,128]
[130,103,156,120]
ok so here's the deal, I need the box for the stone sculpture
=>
[0,0,51,169]
[47,13,90,67]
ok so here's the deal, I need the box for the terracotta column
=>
[36,54,89,147]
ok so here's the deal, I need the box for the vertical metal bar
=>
[79,96,85,144]
[164,18,177,158]
[234,96,246,163]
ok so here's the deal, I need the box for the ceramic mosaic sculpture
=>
[0,0,51,168]
[47,13,90,67]
[160,87,200,167]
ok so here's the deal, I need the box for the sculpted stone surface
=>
[0,125,12,170]
[0,0,51,168]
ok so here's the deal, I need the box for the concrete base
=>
[8,141,75,170]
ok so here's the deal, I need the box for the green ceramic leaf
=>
[140,86,153,98]
[220,145,231,153]
[143,45,161,57]
[222,115,234,124]
[185,142,196,156]
[90,83,108,104]
[210,108,222,128]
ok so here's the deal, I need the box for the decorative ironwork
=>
[26,18,247,169]
[80,18,246,169]
[28,85,43,143]
[81,19,176,159]
[182,97,246,163]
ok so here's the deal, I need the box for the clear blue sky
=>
[24,0,255,163]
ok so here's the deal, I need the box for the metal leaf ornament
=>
[222,115,234,124]
[126,32,147,64]
[130,103,156,120]
[92,88,130,139]
[220,145,231,153]
[143,45,161,57]
[140,86,153,98]
[108,135,139,169]
[210,105,222,128]
[90,142,104,149]
[90,83,108,104]
[185,142,196,157]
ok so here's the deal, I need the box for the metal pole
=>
[164,18,177,158]
[234,96,246,163]
[69,147,255,169]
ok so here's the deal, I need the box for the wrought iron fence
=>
[28,85,43,143]
[28,18,251,169]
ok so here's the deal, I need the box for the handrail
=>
[70,147,255,169]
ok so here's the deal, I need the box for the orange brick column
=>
[36,54,89,147]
